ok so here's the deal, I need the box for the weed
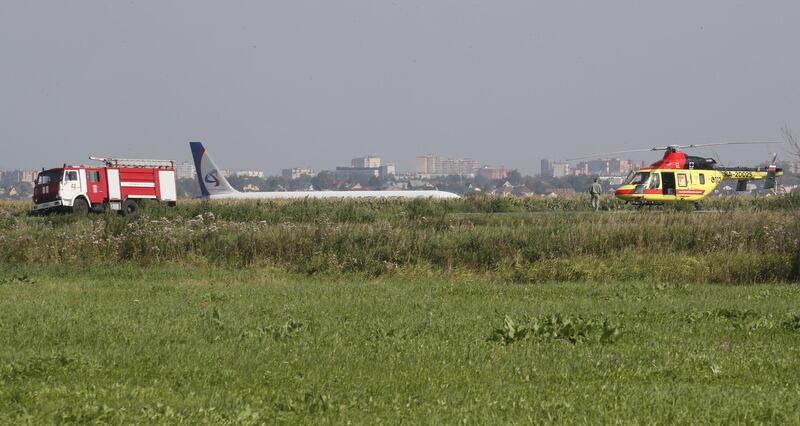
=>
[490,314,623,345]
[239,320,306,340]
[0,274,35,285]
[782,314,800,331]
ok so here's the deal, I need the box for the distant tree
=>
[9,182,33,199]
[368,175,383,189]
[263,176,285,191]
[311,171,335,190]
[781,125,800,281]
[506,170,523,186]
[176,178,200,198]
[349,173,372,188]
[556,175,593,192]
[288,176,312,191]
[226,175,243,191]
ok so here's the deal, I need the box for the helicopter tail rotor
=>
[764,153,779,190]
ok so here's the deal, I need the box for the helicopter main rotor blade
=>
[674,141,784,149]
[564,148,659,161]
[566,141,785,161]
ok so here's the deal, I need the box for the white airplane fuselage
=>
[205,189,460,200]
[189,141,461,200]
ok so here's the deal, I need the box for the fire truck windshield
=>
[36,169,63,185]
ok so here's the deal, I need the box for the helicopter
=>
[568,142,784,205]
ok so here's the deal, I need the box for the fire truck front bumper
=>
[32,200,64,212]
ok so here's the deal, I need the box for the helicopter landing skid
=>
[625,199,703,211]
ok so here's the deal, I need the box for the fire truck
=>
[32,157,177,215]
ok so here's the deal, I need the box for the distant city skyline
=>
[4,150,796,181]
[1,2,798,173]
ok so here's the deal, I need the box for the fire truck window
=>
[699,174,705,184]
[88,171,100,182]
[677,173,687,187]
[37,170,63,184]
[649,173,660,189]
[65,171,78,181]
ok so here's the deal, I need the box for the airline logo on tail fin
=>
[204,169,221,187]
[189,141,238,197]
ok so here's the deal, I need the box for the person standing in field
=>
[590,178,602,211]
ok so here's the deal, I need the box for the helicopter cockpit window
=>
[623,171,634,184]
[628,172,650,185]
[649,173,660,189]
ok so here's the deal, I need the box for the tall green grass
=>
[1,197,797,283]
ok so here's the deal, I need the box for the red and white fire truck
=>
[32,157,177,215]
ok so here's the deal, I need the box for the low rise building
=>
[333,156,392,182]
[477,166,510,180]
[333,167,380,181]
[541,159,570,178]
[379,164,395,177]
[282,168,315,180]
[416,155,478,177]
[351,156,382,168]
[574,158,635,176]
[175,162,196,180]
[234,170,265,179]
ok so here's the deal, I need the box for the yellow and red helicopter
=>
[573,142,783,205]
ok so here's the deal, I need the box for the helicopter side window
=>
[649,173,660,189]
[699,173,705,184]
[677,174,687,187]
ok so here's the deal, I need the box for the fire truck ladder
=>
[89,156,176,169]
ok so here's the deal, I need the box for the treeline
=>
[180,170,800,197]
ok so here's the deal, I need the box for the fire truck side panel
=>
[78,169,88,201]
[107,169,121,200]
[158,170,177,201]
[118,168,158,199]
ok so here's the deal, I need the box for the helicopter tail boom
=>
[718,167,783,191]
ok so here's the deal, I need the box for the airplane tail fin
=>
[189,141,238,197]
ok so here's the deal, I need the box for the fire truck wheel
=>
[72,198,90,215]
[121,199,140,216]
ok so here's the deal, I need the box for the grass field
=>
[1,197,799,423]
[1,267,800,423]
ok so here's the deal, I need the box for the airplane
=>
[570,142,783,206]
[189,142,460,199]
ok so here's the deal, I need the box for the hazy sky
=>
[1,1,798,174]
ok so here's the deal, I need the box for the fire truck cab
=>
[32,157,177,215]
